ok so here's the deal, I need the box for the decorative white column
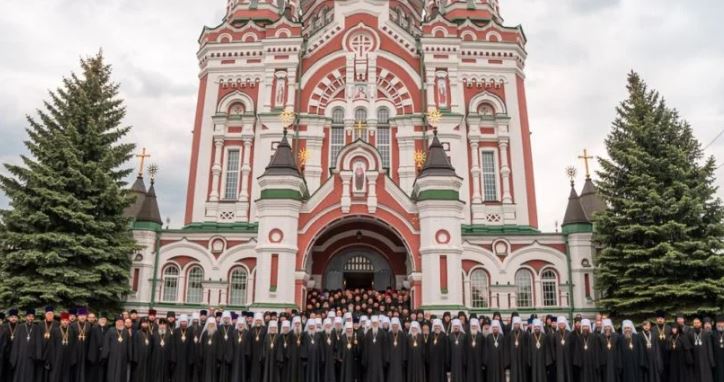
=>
[239,137,253,203]
[366,171,378,213]
[470,140,482,203]
[209,136,224,201]
[499,139,512,203]
[340,171,352,213]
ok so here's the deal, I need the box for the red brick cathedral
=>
[124,0,603,316]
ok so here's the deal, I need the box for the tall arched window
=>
[229,268,248,306]
[354,107,367,141]
[541,269,558,307]
[470,268,489,308]
[331,107,345,164]
[162,265,179,302]
[186,266,204,304]
[515,269,533,307]
[377,107,391,168]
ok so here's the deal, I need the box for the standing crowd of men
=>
[0,305,723,382]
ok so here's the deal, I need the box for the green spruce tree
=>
[594,72,724,318]
[0,52,136,312]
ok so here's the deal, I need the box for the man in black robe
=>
[71,307,91,382]
[46,312,76,382]
[599,318,619,382]
[361,316,386,382]
[149,319,175,381]
[172,314,194,382]
[619,320,646,382]
[216,312,234,382]
[282,316,304,382]
[337,321,360,382]
[689,317,715,382]
[231,319,249,382]
[448,318,465,382]
[87,312,109,381]
[405,321,425,382]
[641,319,663,382]
[40,306,57,382]
[102,316,132,382]
[249,313,267,382]
[262,321,282,382]
[653,311,670,382]
[199,320,220,382]
[550,316,574,382]
[667,323,693,382]
[528,319,551,382]
[572,319,601,382]
[131,317,152,382]
[484,319,506,382]
[386,317,407,382]
[2,309,19,382]
[712,315,724,382]
[10,308,41,382]
[464,318,484,382]
[303,320,323,382]
[320,318,337,382]
[506,316,528,382]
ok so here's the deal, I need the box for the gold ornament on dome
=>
[427,108,442,126]
[147,163,159,181]
[565,166,577,182]
[414,150,427,169]
[280,110,296,126]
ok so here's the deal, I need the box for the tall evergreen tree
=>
[594,72,724,318]
[0,52,136,312]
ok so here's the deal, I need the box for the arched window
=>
[377,107,391,168]
[515,269,533,307]
[331,107,345,164]
[162,265,179,302]
[354,107,367,141]
[541,269,558,307]
[186,266,204,304]
[470,269,489,308]
[228,268,248,306]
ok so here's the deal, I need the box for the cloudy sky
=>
[0,0,722,231]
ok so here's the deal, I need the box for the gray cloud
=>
[0,0,722,231]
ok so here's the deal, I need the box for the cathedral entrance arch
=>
[324,248,394,290]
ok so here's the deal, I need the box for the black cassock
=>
[550,330,574,382]
[618,334,646,382]
[406,333,426,382]
[249,326,267,382]
[666,334,693,382]
[447,332,465,382]
[172,326,195,382]
[149,331,175,381]
[46,325,76,382]
[321,331,337,382]
[337,333,360,382]
[303,332,324,382]
[505,329,528,382]
[484,333,506,382]
[528,332,551,382]
[386,330,407,382]
[190,324,203,382]
[571,333,601,382]
[652,325,670,382]
[10,322,42,382]
[600,332,620,382]
[713,330,724,382]
[262,333,283,382]
[71,321,91,382]
[131,330,152,382]
[231,329,249,382]
[282,331,304,382]
[641,331,663,382]
[1,323,15,381]
[427,332,448,382]
[199,331,219,382]
[101,328,132,382]
[689,330,715,382]
[40,321,58,382]
[464,332,484,382]
[361,330,386,382]
[87,324,108,382]
[215,325,234,382]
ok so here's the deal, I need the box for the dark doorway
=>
[344,272,374,289]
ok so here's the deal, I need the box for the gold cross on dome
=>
[354,120,366,139]
[578,149,594,178]
[135,148,151,177]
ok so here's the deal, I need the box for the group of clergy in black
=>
[1,305,724,382]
